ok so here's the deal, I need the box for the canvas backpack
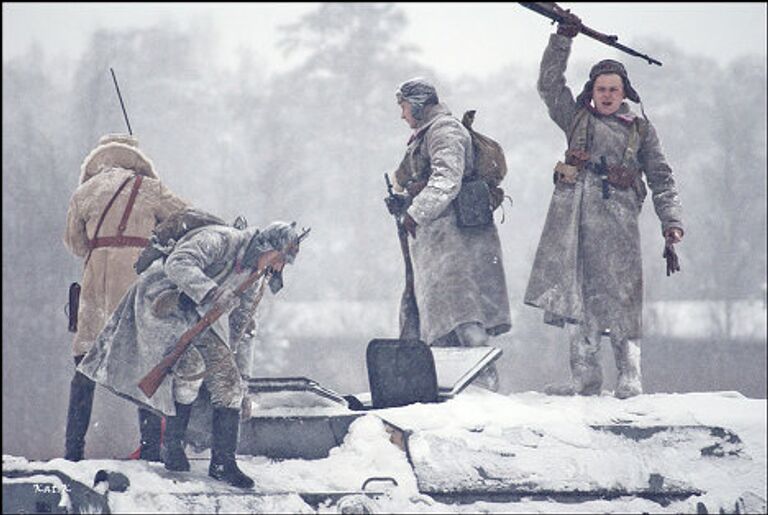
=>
[461,110,508,210]
[134,207,231,274]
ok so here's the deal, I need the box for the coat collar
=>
[79,142,158,184]
[408,103,452,143]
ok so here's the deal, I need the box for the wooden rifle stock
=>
[138,261,271,398]
[137,227,311,398]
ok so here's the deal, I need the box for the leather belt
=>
[89,236,149,249]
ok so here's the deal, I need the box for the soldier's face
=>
[592,74,625,116]
[400,101,418,128]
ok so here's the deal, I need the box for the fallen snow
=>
[4,390,766,513]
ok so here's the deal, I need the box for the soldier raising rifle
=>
[524,10,684,399]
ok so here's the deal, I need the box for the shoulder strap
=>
[566,108,591,150]
[620,118,645,168]
[84,174,140,266]
[117,175,143,237]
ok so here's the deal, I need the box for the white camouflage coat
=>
[524,34,684,339]
[78,225,263,416]
[398,103,512,344]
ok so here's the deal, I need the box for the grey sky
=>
[3,2,767,78]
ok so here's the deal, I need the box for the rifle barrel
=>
[110,68,134,135]
[520,2,662,66]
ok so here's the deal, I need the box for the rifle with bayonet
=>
[520,2,663,66]
[138,228,310,398]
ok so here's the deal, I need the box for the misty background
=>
[3,3,766,460]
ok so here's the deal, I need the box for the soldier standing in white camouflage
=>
[389,78,512,391]
[524,14,684,399]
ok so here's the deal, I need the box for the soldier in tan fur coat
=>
[63,133,187,461]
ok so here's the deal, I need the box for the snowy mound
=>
[3,390,766,514]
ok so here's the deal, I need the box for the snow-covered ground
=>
[4,389,766,514]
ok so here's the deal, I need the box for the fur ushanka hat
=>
[575,59,641,107]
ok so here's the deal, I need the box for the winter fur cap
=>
[241,221,302,294]
[242,221,302,270]
[575,59,641,106]
[396,77,439,121]
[79,133,157,184]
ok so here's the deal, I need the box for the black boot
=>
[209,408,254,488]
[163,402,192,472]
[138,408,163,462]
[65,356,95,461]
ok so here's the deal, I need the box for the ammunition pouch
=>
[605,165,638,190]
[565,149,590,166]
[453,179,493,228]
[553,161,580,184]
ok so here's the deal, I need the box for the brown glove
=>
[557,11,582,38]
[662,229,683,277]
[663,244,680,276]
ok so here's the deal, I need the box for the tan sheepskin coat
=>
[64,138,188,355]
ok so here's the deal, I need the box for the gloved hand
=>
[557,11,582,38]
[203,286,241,311]
[663,227,683,276]
[384,193,409,216]
[403,213,418,239]
[663,244,680,276]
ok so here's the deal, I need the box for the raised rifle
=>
[520,2,663,66]
[385,174,420,340]
[138,228,310,398]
